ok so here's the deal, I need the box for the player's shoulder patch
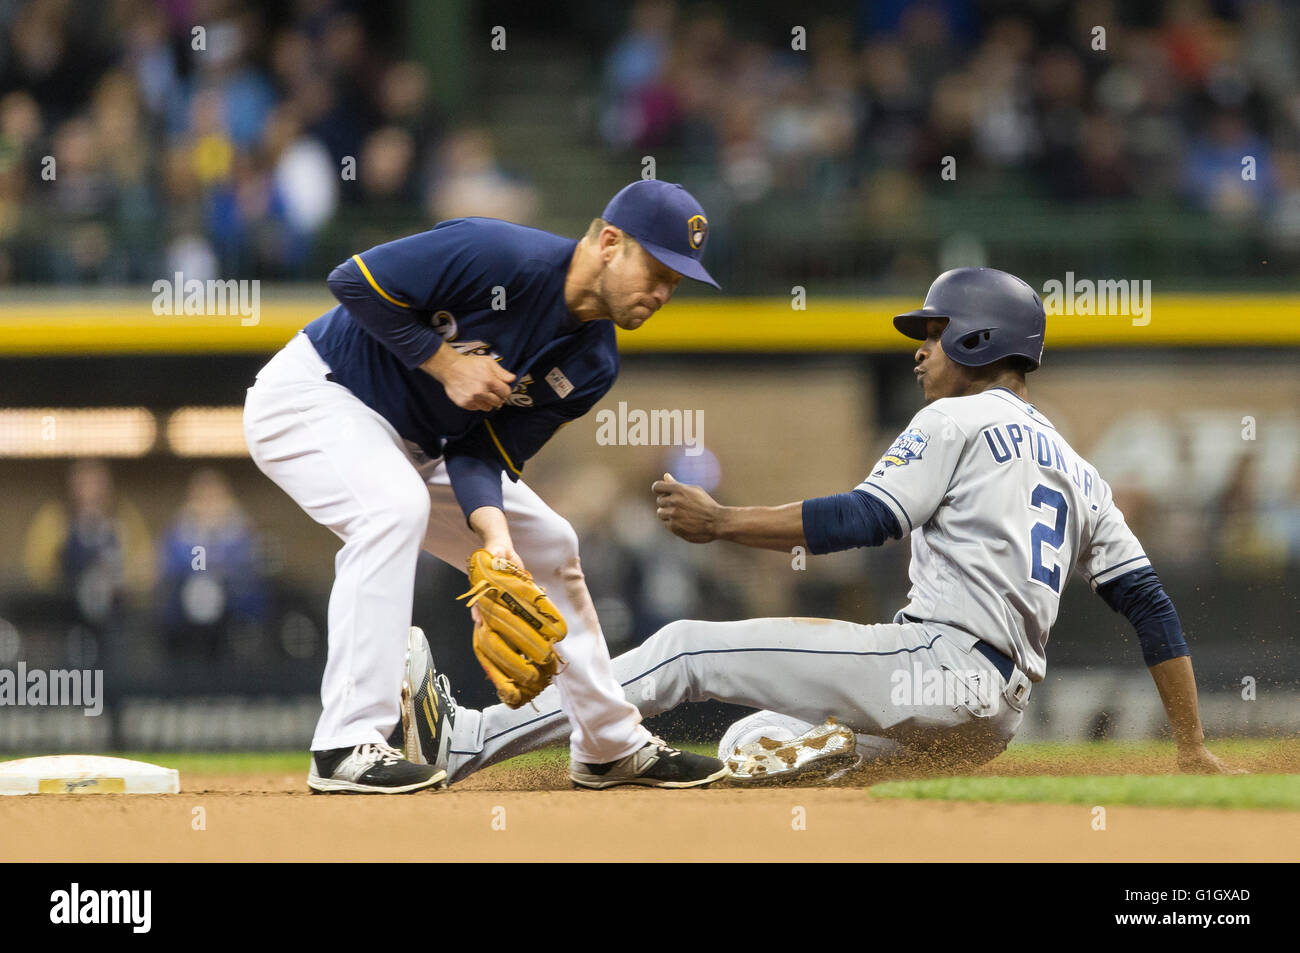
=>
[880,427,929,468]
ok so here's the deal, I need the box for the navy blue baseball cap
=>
[601,180,719,288]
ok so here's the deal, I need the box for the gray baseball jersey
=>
[857,386,1148,681]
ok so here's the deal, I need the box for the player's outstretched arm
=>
[1148,656,1244,774]
[1096,567,1244,775]
[652,474,900,552]
[652,474,804,549]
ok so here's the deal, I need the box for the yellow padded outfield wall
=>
[0,294,1296,355]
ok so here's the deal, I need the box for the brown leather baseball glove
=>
[457,549,568,708]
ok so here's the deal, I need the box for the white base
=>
[0,755,180,795]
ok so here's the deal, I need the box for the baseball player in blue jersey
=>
[243,180,729,793]
[394,267,1240,785]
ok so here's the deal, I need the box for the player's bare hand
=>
[653,472,721,543]
[484,540,525,572]
[424,345,515,411]
[1176,744,1246,775]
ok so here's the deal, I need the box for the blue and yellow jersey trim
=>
[483,419,521,476]
[351,255,410,308]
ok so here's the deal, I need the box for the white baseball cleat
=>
[724,718,859,784]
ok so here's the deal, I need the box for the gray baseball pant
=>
[446,615,1030,782]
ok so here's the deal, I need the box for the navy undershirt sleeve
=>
[445,452,505,521]
[801,489,902,555]
[326,259,444,369]
[1096,566,1190,666]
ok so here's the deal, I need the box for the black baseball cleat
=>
[569,736,731,789]
[389,626,456,787]
[307,742,444,794]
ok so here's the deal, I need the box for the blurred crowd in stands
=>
[1088,410,1300,577]
[20,460,271,669]
[0,0,537,283]
[2,0,1299,284]
[599,0,1300,223]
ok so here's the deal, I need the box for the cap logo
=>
[687,214,708,250]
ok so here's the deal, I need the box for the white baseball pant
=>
[242,331,650,761]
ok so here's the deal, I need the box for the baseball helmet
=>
[893,267,1046,370]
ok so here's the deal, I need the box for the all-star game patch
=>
[881,427,929,467]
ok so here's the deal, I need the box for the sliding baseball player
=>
[398,267,1238,785]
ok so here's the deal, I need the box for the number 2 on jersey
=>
[1028,484,1068,593]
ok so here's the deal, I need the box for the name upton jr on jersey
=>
[980,421,1097,505]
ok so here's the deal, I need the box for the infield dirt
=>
[5,750,1298,862]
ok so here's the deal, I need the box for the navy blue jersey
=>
[304,218,618,490]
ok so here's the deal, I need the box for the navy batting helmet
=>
[893,267,1046,370]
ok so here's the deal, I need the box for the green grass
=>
[996,738,1285,765]
[870,774,1300,810]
